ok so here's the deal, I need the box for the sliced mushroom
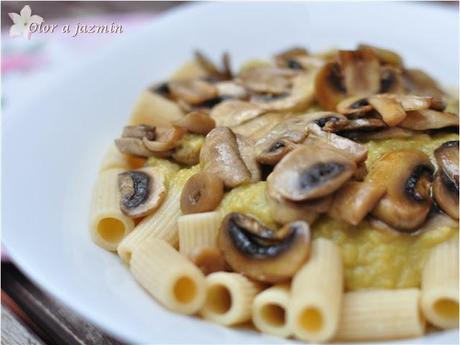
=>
[200,127,251,188]
[370,150,434,231]
[251,71,316,112]
[238,66,295,94]
[215,81,247,99]
[305,123,368,163]
[399,109,459,130]
[115,124,157,157]
[339,48,381,96]
[358,44,403,66]
[368,94,407,126]
[433,141,459,219]
[168,79,217,105]
[210,100,266,127]
[194,50,232,80]
[236,134,261,182]
[328,181,386,225]
[270,144,356,201]
[233,112,286,141]
[340,117,387,132]
[403,68,445,100]
[180,172,224,214]
[274,47,309,69]
[172,111,215,135]
[336,96,373,116]
[346,127,416,141]
[143,126,186,152]
[118,167,166,218]
[218,212,311,283]
[315,62,347,111]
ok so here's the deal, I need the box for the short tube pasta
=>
[201,272,262,326]
[130,237,206,315]
[99,144,146,172]
[288,238,343,342]
[421,237,459,329]
[252,284,291,338]
[89,168,135,251]
[129,90,184,128]
[335,289,425,341]
[178,211,223,257]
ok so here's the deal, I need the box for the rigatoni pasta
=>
[335,289,425,341]
[130,237,206,314]
[178,211,223,257]
[252,284,291,338]
[201,272,262,326]
[421,237,459,329]
[288,238,343,342]
[90,46,459,343]
[89,168,135,251]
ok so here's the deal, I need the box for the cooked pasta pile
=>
[90,45,459,342]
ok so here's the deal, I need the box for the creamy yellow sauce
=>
[220,133,459,291]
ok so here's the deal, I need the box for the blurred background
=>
[1,1,458,344]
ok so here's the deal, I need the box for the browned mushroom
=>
[168,79,217,105]
[210,100,266,127]
[304,123,368,163]
[115,124,156,157]
[118,167,166,218]
[200,127,254,188]
[370,150,434,231]
[143,127,186,152]
[347,127,416,140]
[215,81,247,99]
[172,111,216,135]
[336,96,373,116]
[194,50,232,80]
[358,44,403,66]
[399,109,459,130]
[367,94,407,126]
[218,212,311,283]
[328,181,386,225]
[233,112,286,141]
[180,172,224,214]
[402,68,445,100]
[379,65,404,93]
[236,134,261,182]
[274,47,309,69]
[315,62,347,111]
[238,66,295,94]
[189,247,227,275]
[433,141,459,219]
[269,144,356,201]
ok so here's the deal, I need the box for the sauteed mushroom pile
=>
[113,45,459,284]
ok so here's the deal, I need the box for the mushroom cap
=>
[210,100,266,127]
[180,172,224,214]
[172,111,216,135]
[115,137,154,158]
[238,66,296,94]
[200,127,252,188]
[142,127,186,152]
[168,79,218,105]
[218,212,311,283]
[432,141,459,219]
[270,144,356,201]
[315,62,347,111]
[118,167,167,218]
[399,109,459,130]
[370,150,434,231]
[236,134,261,183]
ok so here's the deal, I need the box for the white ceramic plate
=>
[3,2,459,344]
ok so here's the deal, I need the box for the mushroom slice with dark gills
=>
[370,150,434,232]
[115,124,156,157]
[168,79,218,105]
[304,123,368,163]
[251,71,317,112]
[270,144,356,202]
[210,100,266,127]
[266,173,331,225]
[200,127,259,188]
[218,212,311,283]
[433,141,459,219]
[274,47,309,69]
[255,112,347,165]
[379,65,404,94]
[118,167,167,218]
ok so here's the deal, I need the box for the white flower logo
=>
[9,5,43,40]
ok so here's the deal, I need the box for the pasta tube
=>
[201,272,262,326]
[421,237,459,329]
[178,211,223,257]
[335,289,425,341]
[99,144,145,172]
[252,284,291,338]
[129,90,184,128]
[89,168,135,251]
[288,238,343,342]
[130,237,206,315]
